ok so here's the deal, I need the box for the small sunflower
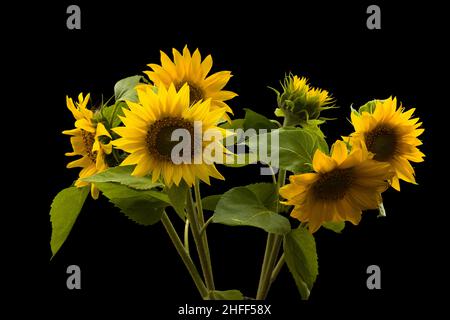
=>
[63,93,112,199]
[275,74,334,126]
[279,140,393,233]
[112,83,231,187]
[349,97,425,190]
[144,46,237,121]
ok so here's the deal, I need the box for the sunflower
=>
[144,46,237,121]
[275,74,334,126]
[63,93,112,199]
[112,83,231,187]
[279,140,393,233]
[349,97,424,190]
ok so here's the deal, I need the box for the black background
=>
[15,0,447,317]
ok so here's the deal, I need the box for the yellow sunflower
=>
[349,97,425,190]
[112,83,231,187]
[63,93,112,199]
[279,140,393,233]
[144,46,237,121]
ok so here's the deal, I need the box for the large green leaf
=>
[201,195,222,211]
[213,183,290,235]
[114,75,143,103]
[212,290,244,300]
[248,128,319,173]
[50,186,89,258]
[243,108,278,131]
[246,183,278,212]
[284,227,318,300]
[166,182,188,221]
[82,166,163,190]
[95,182,169,225]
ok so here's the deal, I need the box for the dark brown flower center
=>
[146,117,199,162]
[81,129,97,163]
[176,81,204,105]
[312,168,354,201]
[365,125,398,161]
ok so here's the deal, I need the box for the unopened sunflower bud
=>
[274,74,334,126]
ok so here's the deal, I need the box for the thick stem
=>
[187,188,215,293]
[161,212,208,299]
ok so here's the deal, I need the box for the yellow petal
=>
[312,149,336,173]
[331,140,348,165]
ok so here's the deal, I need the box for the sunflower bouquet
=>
[50,46,424,300]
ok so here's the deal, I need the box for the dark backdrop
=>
[18,1,446,317]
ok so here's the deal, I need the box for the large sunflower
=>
[279,140,393,233]
[63,93,112,199]
[112,83,231,187]
[144,46,237,121]
[349,97,425,190]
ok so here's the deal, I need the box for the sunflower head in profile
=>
[279,140,393,233]
[111,83,232,187]
[274,74,334,126]
[144,46,237,121]
[349,97,425,190]
[63,93,113,199]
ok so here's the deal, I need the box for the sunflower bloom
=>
[144,46,237,121]
[63,93,112,199]
[279,140,393,233]
[349,97,425,190]
[112,83,232,187]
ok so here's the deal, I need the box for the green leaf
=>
[322,221,345,233]
[220,152,257,168]
[245,183,278,212]
[95,182,169,225]
[220,118,245,130]
[213,183,290,235]
[243,108,278,131]
[284,227,318,300]
[82,166,163,190]
[212,290,244,300]
[102,101,127,128]
[114,75,143,103]
[166,182,188,221]
[358,100,377,114]
[301,122,329,154]
[201,195,222,211]
[248,128,320,173]
[50,186,89,258]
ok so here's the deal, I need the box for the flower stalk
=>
[161,211,208,299]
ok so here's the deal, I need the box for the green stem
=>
[256,233,276,299]
[184,219,190,254]
[200,216,214,235]
[187,187,215,294]
[194,179,215,290]
[161,212,208,299]
[256,168,287,300]
[270,253,285,285]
